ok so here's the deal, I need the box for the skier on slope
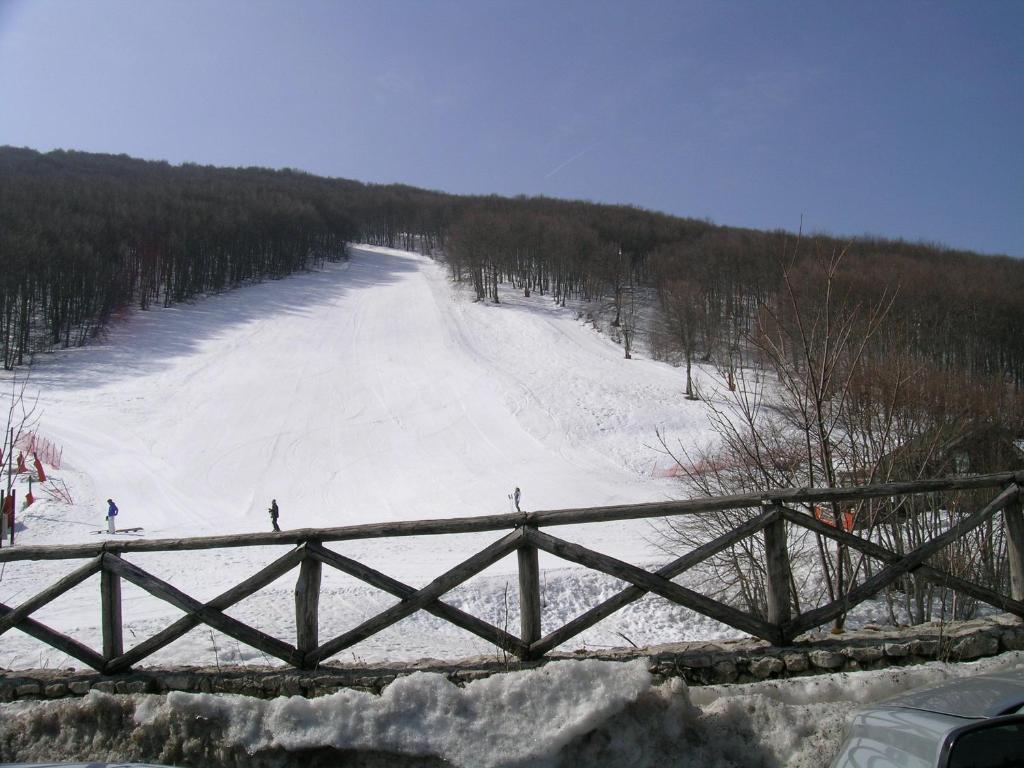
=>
[106,498,118,534]
[269,499,280,532]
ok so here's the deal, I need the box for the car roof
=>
[879,669,1024,719]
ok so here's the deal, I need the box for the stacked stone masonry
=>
[2,614,1022,703]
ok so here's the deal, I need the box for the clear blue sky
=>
[1,0,1021,256]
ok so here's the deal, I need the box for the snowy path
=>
[1,245,724,667]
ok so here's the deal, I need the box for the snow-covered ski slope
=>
[29,245,713,534]
[3,245,726,667]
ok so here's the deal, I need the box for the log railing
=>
[1,472,1023,673]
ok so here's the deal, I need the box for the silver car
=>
[832,668,1024,768]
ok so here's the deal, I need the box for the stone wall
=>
[2,613,1022,703]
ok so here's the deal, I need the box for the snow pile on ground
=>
[148,659,652,766]
[3,653,1022,767]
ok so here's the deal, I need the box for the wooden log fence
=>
[0,471,1022,673]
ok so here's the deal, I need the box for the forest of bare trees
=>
[0,148,358,368]
[654,239,1024,629]
[5,146,1024,391]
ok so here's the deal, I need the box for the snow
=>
[25,244,702,532]
[3,653,1023,767]
[2,244,1022,765]
[141,659,652,765]
[1,245,721,668]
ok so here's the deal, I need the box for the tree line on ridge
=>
[3,145,1023,409]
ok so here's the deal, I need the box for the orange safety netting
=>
[813,504,855,533]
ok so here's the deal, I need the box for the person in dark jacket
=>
[269,499,280,532]
[106,498,118,534]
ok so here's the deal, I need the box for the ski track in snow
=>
[4,245,737,668]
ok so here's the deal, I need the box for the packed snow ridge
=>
[4,653,1023,767]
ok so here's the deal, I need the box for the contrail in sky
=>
[544,142,600,179]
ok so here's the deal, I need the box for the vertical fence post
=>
[1005,485,1024,603]
[518,527,542,657]
[1,489,14,547]
[295,543,322,667]
[763,505,792,645]
[100,557,124,662]
[7,488,13,546]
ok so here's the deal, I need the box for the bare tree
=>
[658,237,899,629]
[656,279,702,398]
[1,369,41,526]
[620,285,639,360]
[753,243,896,627]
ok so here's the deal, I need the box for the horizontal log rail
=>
[2,471,1020,563]
[0,471,1021,673]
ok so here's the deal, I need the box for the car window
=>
[947,720,1024,768]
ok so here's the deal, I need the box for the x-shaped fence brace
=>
[1,479,1022,673]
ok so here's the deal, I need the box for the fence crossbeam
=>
[308,529,525,665]
[530,506,780,655]
[781,505,1024,627]
[0,602,106,670]
[525,528,778,643]
[783,482,1020,635]
[0,555,102,637]
[104,547,307,674]
[103,553,301,667]
[305,542,526,658]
